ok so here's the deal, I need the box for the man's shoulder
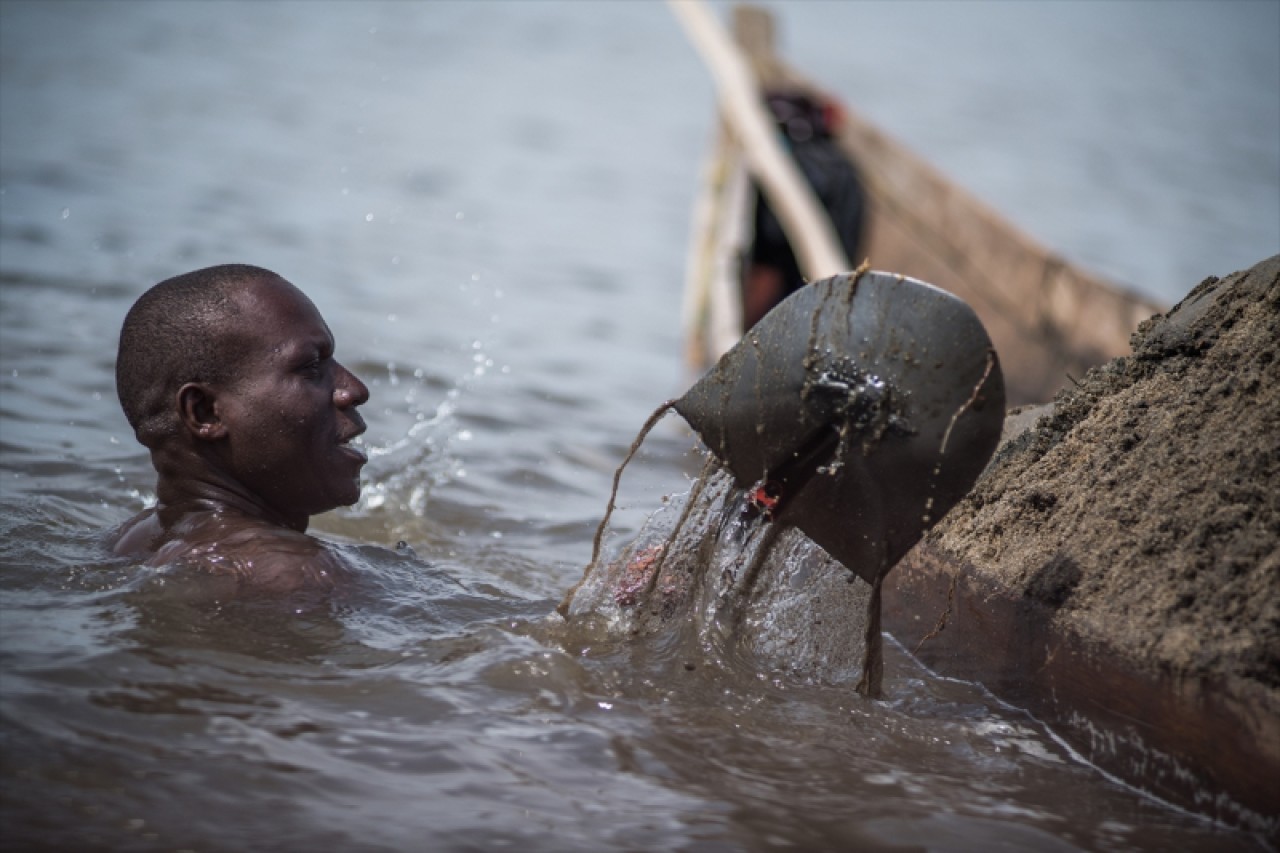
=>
[111,509,163,556]
[120,510,351,594]
[211,523,349,592]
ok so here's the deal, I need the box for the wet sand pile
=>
[885,255,1280,829]
[929,254,1278,690]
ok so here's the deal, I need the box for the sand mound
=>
[933,254,1279,689]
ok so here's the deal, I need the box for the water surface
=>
[2,2,1277,850]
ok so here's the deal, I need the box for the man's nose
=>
[333,361,370,408]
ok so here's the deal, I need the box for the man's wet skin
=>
[112,266,370,593]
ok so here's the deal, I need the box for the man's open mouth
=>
[338,428,368,464]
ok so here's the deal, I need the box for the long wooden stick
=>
[668,0,850,282]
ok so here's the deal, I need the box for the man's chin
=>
[313,481,363,515]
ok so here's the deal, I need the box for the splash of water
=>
[559,401,874,687]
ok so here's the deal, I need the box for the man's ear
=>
[177,382,227,441]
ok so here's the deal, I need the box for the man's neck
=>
[151,450,309,533]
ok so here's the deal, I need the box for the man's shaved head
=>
[117,264,279,447]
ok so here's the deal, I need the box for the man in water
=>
[111,264,370,593]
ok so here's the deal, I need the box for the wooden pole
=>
[668,0,850,281]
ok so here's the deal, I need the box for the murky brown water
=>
[2,2,1276,850]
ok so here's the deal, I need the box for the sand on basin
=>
[890,254,1279,831]
[935,254,1278,691]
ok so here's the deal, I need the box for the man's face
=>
[215,277,369,528]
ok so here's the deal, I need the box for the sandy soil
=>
[929,254,1279,690]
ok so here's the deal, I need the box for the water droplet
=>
[391,255,400,265]
[455,211,465,220]
[365,213,374,222]
[60,207,71,220]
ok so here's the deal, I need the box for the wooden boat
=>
[678,3,1162,407]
